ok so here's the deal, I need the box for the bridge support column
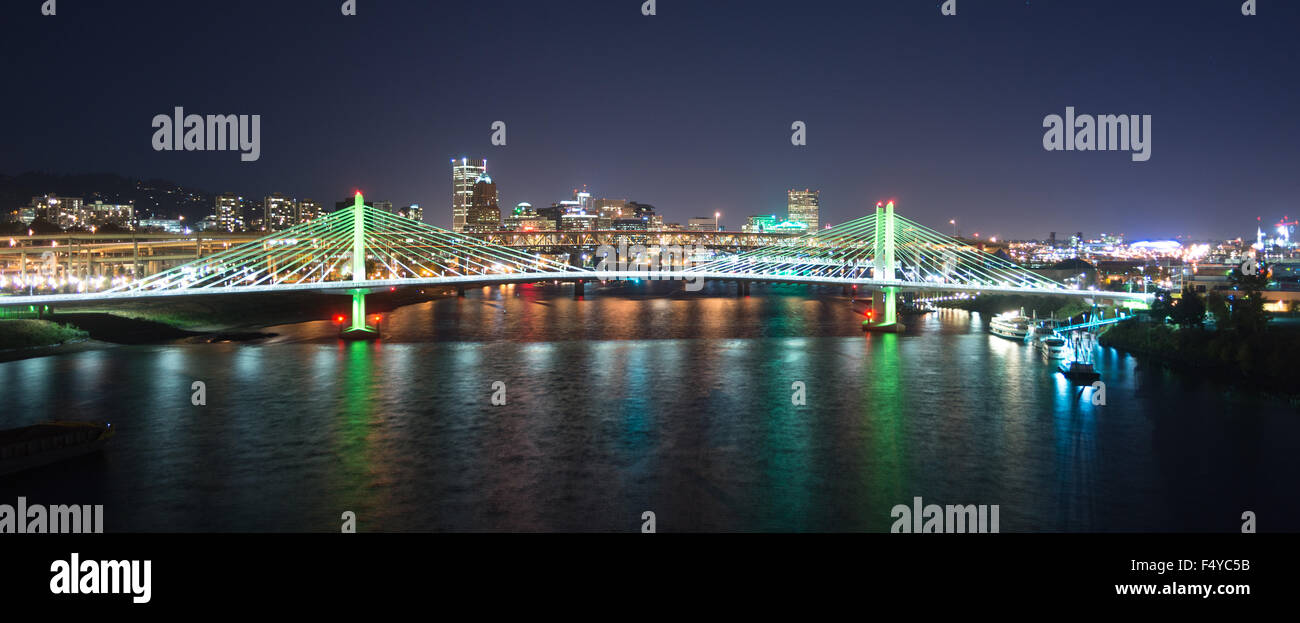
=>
[340,192,379,341]
[574,279,585,299]
[864,200,905,333]
[457,287,465,298]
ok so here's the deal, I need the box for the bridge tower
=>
[865,200,905,333]
[341,192,380,340]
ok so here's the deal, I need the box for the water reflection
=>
[0,285,1297,532]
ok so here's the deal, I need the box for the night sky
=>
[3,0,1297,240]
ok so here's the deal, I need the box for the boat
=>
[989,309,1032,340]
[0,422,115,476]
[1058,361,1101,384]
[1038,336,1068,360]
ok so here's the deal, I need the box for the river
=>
[1,282,1296,532]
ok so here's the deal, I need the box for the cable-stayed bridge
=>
[0,195,1152,336]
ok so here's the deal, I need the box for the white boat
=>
[990,309,1031,340]
[1038,336,1068,359]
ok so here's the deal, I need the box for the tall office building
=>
[451,157,487,232]
[787,189,820,231]
[263,193,295,231]
[215,193,243,232]
[595,198,628,229]
[465,173,501,233]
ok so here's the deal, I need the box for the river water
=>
[1,282,1296,532]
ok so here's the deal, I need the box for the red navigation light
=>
[334,315,345,324]
[390,287,396,292]
[865,309,874,320]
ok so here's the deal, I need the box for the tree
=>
[1148,288,1174,324]
[1206,290,1229,327]
[1227,265,1271,335]
[1171,286,1205,328]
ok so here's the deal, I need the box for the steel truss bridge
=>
[0,195,1153,335]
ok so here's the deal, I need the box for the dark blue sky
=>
[3,0,1298,239]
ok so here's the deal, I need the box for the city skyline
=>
[3,1,1298,240]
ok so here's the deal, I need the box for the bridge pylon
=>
[864,200,905,333]
[340,192,381,341]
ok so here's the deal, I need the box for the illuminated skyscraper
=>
[215,193,243,232]
[451,157,487,232]
[787,189,820,231]
[465,173,501,233]
[263,193,295,231]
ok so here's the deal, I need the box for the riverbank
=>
[0,319,95,362]
[0,287,454,362]
[47,287,452,331]
[1100,318,1300,400]
[938,293,1095,320]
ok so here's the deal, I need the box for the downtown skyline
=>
[3,0,1299,240]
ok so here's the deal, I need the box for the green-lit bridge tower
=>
[864,200,905,333]
[340,192,381,340]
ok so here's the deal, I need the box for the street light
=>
[715,211,721,232]
[949,219,957,237]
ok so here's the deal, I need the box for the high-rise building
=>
[215,193,243,232]
[263,193,296,231]
[30,195,84,228]
[595,198,628,229]
[787,189,820,231]
[298,199,322,224]
[465,173,501,233]
[398,204,423,222]
[574,187,593,213]
[373,200,394,214]
[627,202,662,230]
[451,157,487,232]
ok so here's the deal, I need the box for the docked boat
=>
[1038,336,1069,359]
[989,309,1032,340]
[0,422,114,476]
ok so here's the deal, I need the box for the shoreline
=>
[1099,320,1300,407]
[0,338,115,364]
[0,287,453,363]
